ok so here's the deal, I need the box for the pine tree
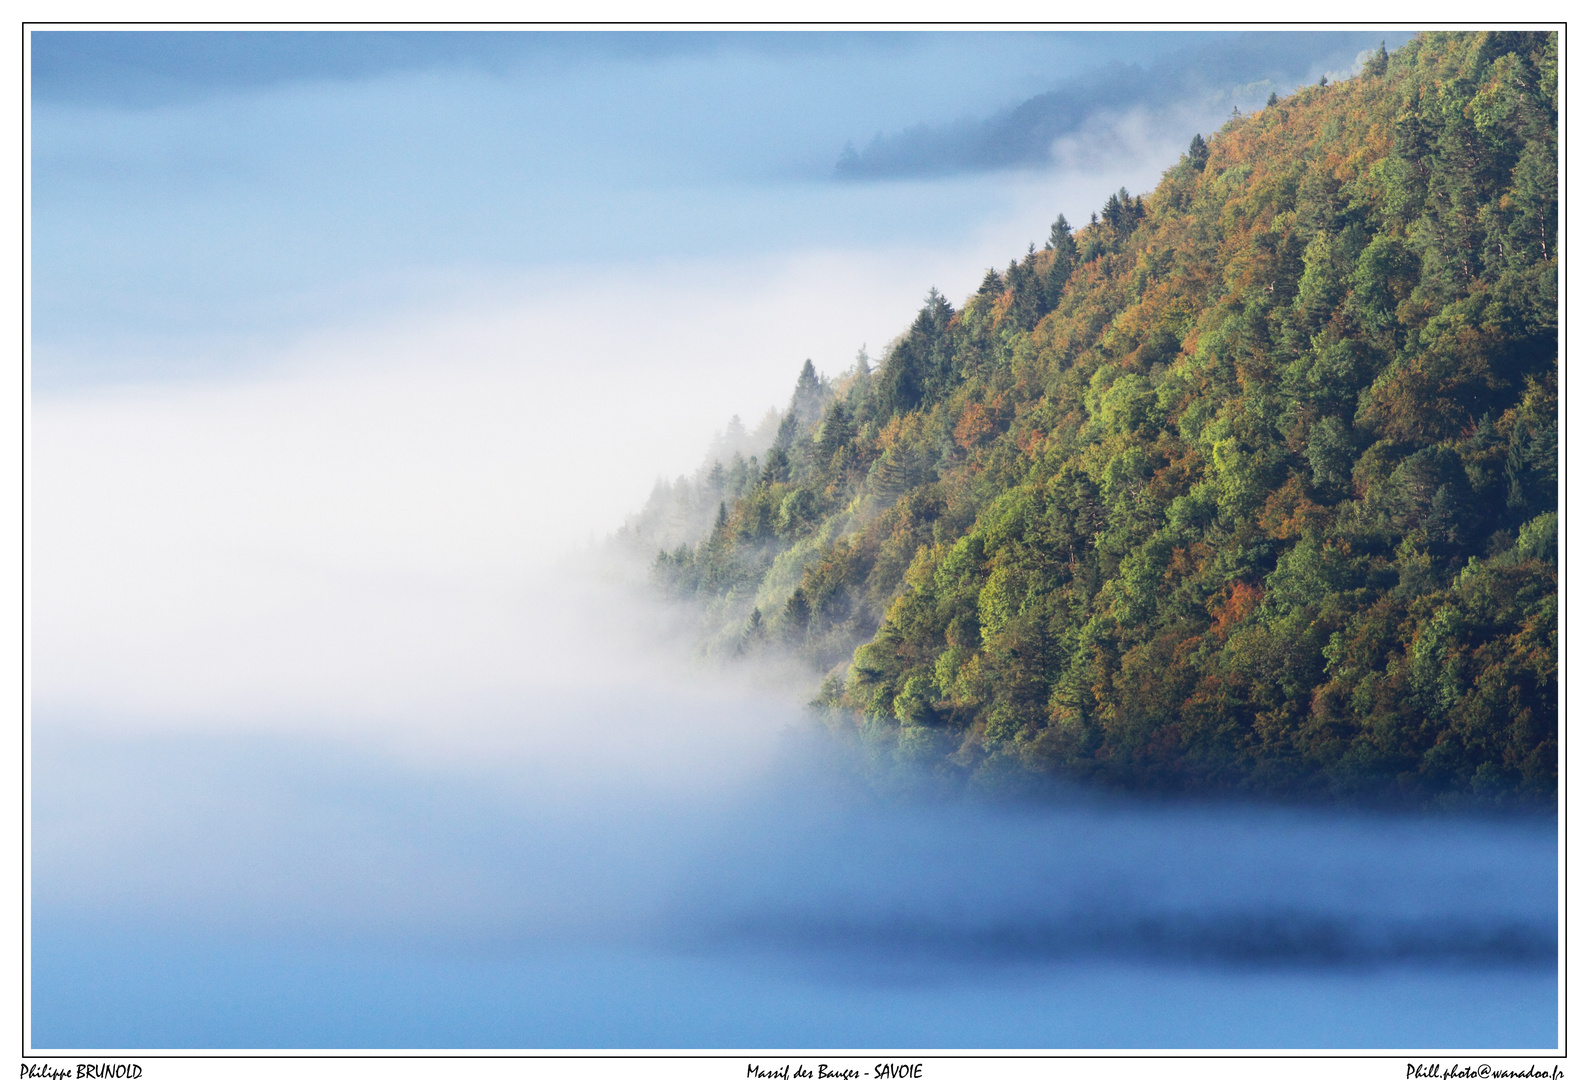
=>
[847,348,876,427]
[795,358,819,396]
[1101,188,1142,236]
[782,588,811,641]
[1046,212,1072,252]
[787,358,829,433]
[762,444,790,484]
[773,410,798,452]
[1045,213,1077,306]
[1102,191,1123,230]
[739,608,767,653]
[877,288,954,418]
[1365,41,1389,77]
[816,399,854,462]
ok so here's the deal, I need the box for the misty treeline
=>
[616,32,1557,807]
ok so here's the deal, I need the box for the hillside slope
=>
[621,32,1558,805]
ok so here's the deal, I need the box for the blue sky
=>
[31,30,1400,386]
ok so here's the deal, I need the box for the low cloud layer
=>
[32,711,1557,1048]
[36,718,1557,965]
[28,140,1194,745]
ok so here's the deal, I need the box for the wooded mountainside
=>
[618,32,1558,806]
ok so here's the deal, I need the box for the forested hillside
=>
[618,32,1557,805]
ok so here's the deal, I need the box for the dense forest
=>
[617,32,1557,806]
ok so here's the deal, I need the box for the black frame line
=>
[15,17,1569,1068]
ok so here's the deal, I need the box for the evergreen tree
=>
[795,358,819,397]
[1365,41,1389,76]
[877,288,954,418]
[816,399,854,462]
[1102,190,1123,229]
[1046,212,1072,252]
[789,359,826,430]
[1045,213,1078,306]
[739,608,767,653]
[847,348,876,427]
[761,443,790,484]
[782,587,811,642]
[1101,188,1142,236]
[773,409,798,452]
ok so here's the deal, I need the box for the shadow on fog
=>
[29,713,1559,1050]
[653,729,1557,977]
[33,709,1558,973]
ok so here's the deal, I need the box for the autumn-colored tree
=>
[627,32,1557,807]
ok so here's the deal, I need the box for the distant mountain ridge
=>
[620,31,1557,806]
[834,31,1407,180]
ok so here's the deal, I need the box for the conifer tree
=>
[762,444,790,484]
[1365,41,1389,76]
[1045,213,1078,307]
[1102,190,1123,230]
[782,588,811,641]
[816,399,854,462]
[1046,212,1072,252]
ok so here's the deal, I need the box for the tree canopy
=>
[621,33,1557,807]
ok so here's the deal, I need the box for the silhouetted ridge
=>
[629,32,1558,807]
[834,31,1404,179]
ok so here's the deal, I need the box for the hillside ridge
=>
[618,32,1558,806]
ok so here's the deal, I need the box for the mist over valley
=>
[27,29,1558,1053]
